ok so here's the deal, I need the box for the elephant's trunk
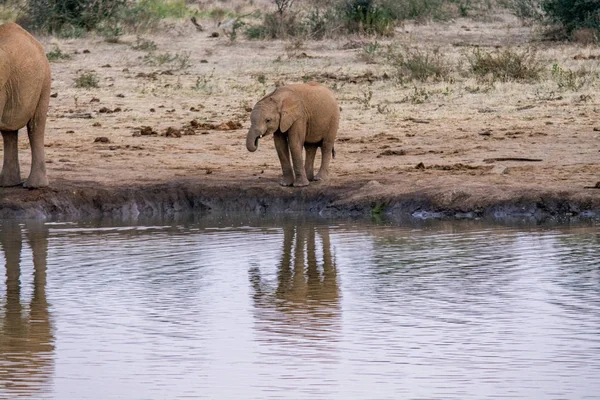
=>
[246,128,262,152]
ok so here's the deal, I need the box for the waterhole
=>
[1,216,599,399]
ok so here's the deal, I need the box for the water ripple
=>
[0,219,599,399]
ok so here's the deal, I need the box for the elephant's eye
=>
[266,118,271,123]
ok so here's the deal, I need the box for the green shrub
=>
[27,0,127,34]
[379,0,447,21]
[467,46,544,82]
[302,6,340,39]
[143,51,191,70]
[134,0,189,19]
[500,0,544,20]
[117,0,192,31]
[340,0,394,35]
[358,41,383,63]
[542,0,600,34]
[100,22,124,43]
[75,71,100,88]
[131,36,158,51]
[551,63,589,91]
[245,11,302,39]
[46,46,72,62]
[385,45,451,83]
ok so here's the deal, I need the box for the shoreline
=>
[1,179,599,221]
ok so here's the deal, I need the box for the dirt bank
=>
[1,176,599,220]
[1,15,599,220]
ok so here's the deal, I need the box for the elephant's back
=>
[0,23,48,68]
[292,82,339,112]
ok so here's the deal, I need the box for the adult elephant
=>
[246,82,340,187]
[0,23,51,188]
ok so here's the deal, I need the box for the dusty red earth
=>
[1,14,599,219]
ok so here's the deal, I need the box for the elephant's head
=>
[246,89,304,152]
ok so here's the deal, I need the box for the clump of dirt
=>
[94,137,110,143]
[373,132,401,142]
[190,119,242,131]
[164,127,182,138]
[378,149,406,157]
[573,54,600,60]
[98,107,122,114]
[133,120,241,139]
[135,72,158,80]
[136,126,159,136]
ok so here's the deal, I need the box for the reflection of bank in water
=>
[249,224,341,352]
[0,221,54,398]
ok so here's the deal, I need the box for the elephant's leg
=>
[274,132,294,186]
[24,107,49,188]
[304,144,318,181]
[287,126,309,187]
[0,130,22,187]
[315,141,334,181]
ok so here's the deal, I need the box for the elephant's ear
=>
[279,93,303,133]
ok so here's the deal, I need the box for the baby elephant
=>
[246,82,339,187]
[0,23,51,188]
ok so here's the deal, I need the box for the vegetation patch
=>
[467,46,544,82]
[46,46,72,62]
[143,51,191,70]
[385,45,451,83]
[75,71,100,88]
[550,63,590,91]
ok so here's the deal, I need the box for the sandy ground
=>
[1,13,600,218]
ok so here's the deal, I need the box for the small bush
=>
[143,51,191,70]
[380,0,448,21]
[135,0,189,19]
[245,11,302,39]
[75,71,100,88]
[27,0,127,34]
[46,47,72,62]
[100,22,124,43]
[340,0,394,35]
[551,63,589,91]
[131,36,158,51]
[117,0,192,31]
[303,6,339,39]
[358,41,383,63]
[192,69,215,94]
[385,45,451,83]
[542,0,600,35]
[501,0,544,21]
[467,47,544,82]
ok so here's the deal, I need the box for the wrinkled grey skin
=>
[246,82,340,187]
[0,23,51,188]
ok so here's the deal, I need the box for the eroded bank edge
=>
[0,180,599,221]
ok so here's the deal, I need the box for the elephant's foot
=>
[0,171,23,187]
[293,177,310,187]
[279,176,294,186]
[314,172,328,182]
[23,173,49,189]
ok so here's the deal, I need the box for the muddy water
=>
[1,217,599,400]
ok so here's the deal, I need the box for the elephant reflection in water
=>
[0,220,54,397]
[249,224,340,343]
